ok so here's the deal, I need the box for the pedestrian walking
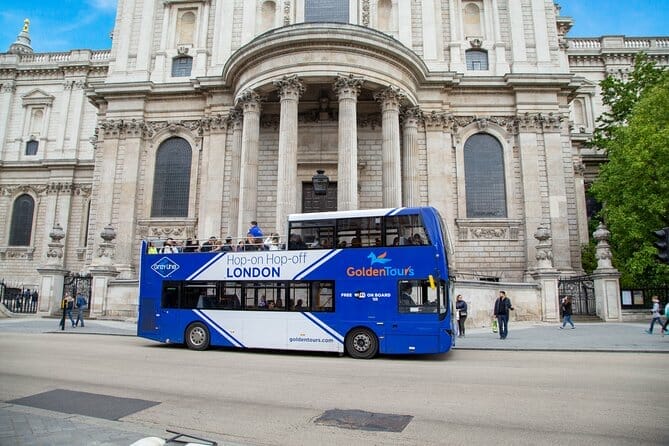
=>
[493,290,514,339]
[560,296,575,329]
[74,293,88,327]
[645,296,662,334]
[456,294,468,337]
[59,293,75,329]
[661,301,669,337]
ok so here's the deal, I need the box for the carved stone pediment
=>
[455,219,522,241]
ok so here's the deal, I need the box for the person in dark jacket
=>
[560,296,575,329]
[493,291,514,339]
[456,294,468,337]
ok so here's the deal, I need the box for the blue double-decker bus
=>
[137,207,454,358]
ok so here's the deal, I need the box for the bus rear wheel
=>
[346,328,378,359]
[185,322,210,350]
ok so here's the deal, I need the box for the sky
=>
[0,0,668,53]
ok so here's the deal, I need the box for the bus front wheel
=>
[346,328,378,359]
[185,322,210,351]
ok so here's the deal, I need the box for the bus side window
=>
[398,279,438,313]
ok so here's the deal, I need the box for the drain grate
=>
[314,408,413,432]
[9,389,160,420]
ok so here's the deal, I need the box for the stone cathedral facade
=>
[1,1,667,320]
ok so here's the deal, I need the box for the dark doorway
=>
[302,182,337,213]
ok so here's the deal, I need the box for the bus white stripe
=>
[294,250,341,279]
[193,309,244,347]
[301,312,344,343]
[187,253,226,280]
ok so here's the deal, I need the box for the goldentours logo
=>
[151,257,180,278]
[345,251,414,278]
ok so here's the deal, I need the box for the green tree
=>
[590,66,669,286]
[591,53,667,150]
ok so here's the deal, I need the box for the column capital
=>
[228,108,243,128]
[333,74,364,100]
[273,75,305,101]
[235,89,262,113]
[401,106,422,128]
[374,86,405,110]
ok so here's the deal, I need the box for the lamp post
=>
[312,170,329,195]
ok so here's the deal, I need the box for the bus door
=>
[386,279,441,354]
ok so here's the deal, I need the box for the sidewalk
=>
[1,317,667,446]
[453,320,669,353]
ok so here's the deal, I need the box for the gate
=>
[558,275,596,316]
[63,273,92,316]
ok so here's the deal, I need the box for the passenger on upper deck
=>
[288,234,307,250]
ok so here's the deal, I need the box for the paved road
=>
[0,318,669,446]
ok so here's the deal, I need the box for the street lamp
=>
[312,170,329,195]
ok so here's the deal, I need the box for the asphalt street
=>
[0,316,667,445]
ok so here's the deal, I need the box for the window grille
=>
[464,133,507,218]
[25,140,38,156]
[466,49,489,70]
[151,138,192,217]
[9,194,35,246]
[305,0,348,23]
[171,56,193,77]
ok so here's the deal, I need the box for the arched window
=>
[177,11,196,45]
[464,133,507,218]
[463,2,482,37]
[172,56,193,77]
[9,194,35,246]
[25,139,39,155]
[377,0,392,31]
[305,0,348,23]
[466,49,488,70]
[151,137,192,218]
[260,1,276,32]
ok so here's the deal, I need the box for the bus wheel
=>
[346,328,378,359]
[185,322,210,351]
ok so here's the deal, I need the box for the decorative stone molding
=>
[0,184,48,196]
[95,224,116,264]
[333,74,364,98]
[63,79,86,90]
[283,1,291,26]
[0,246,35,260]
[533,222,554,269]
[273,74,305,101]
[455,219,522,241]
[137,218,197,240]
[235,89,262,112]
[361,0,370,26]
[1,82,16,93]
[373,86,406,109]
[176,45,190,56]
[593,222,615,271]
[46,223,65,264]
[468,38,483,48]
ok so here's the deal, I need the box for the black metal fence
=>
[0,280,39,314]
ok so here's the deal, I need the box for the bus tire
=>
[345,328,378,359]
[185,322,210,351]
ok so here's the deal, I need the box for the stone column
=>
[333,74,364,211]
[0,82,16,158]
[88,224,120,318]
[236,90,262,238]
[517,116,543,276]
[274,75,305,238]
[36,223,67,315]
[401,107,421,206]
[530,222,561,322]
[592,223,622,321]
[199,115,228,239]
[227,109,243,239]
[374,86,404,208]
